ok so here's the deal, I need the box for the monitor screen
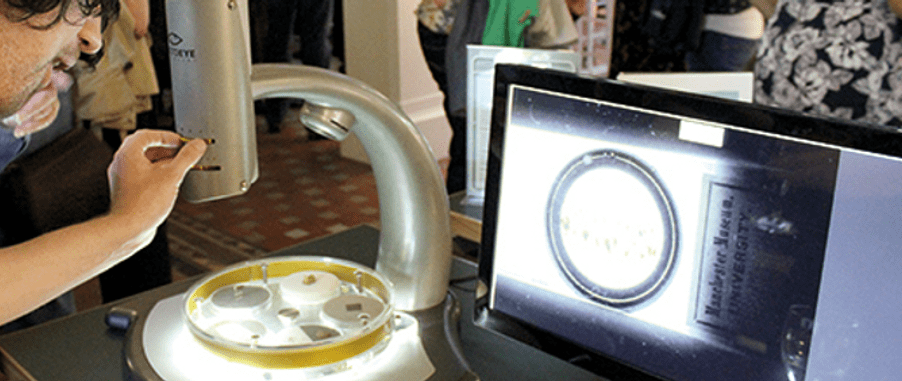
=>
[476,64,902,381]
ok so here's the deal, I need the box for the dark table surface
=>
[0,225,603,381]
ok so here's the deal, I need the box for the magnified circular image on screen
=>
[547,150,677,306]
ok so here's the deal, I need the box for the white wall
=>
[340,0,452,165]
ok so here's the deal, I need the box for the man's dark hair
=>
[4,0,119,28]
[2,0,121,65]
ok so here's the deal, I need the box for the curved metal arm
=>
[251,64,453,311]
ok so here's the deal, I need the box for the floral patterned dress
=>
[755,0,902,127]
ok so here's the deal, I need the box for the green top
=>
[482,0,539,47]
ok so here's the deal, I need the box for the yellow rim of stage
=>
[183,257,394,369]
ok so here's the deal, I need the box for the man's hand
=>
[750,0,778,20]
[106,130,207,238]
[566,0,586,17]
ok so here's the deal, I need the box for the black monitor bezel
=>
[474,64,902,380]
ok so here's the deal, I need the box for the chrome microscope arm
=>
[251,64,453,312]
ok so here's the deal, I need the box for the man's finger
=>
[145,146,180,162]
[170,139,208,173]
[121,130,182,155]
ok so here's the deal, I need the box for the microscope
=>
[115,1,477,379]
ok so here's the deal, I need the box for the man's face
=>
[0,1,102,137]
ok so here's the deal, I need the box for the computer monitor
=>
[465,45,580,205]
[476,64,902,381]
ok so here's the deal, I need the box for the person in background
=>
[687,1,765,72]
[609,0,698,77]
[417,0,576,194]
[415,0,466,193]
[754,0,902,127]
[73,0,156,144]
[0,0,207,326]
[257,0,333,134]
[522,0,579,49]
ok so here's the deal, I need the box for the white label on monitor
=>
[679,121,725,148]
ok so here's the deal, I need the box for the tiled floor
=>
[174,125,379,244]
